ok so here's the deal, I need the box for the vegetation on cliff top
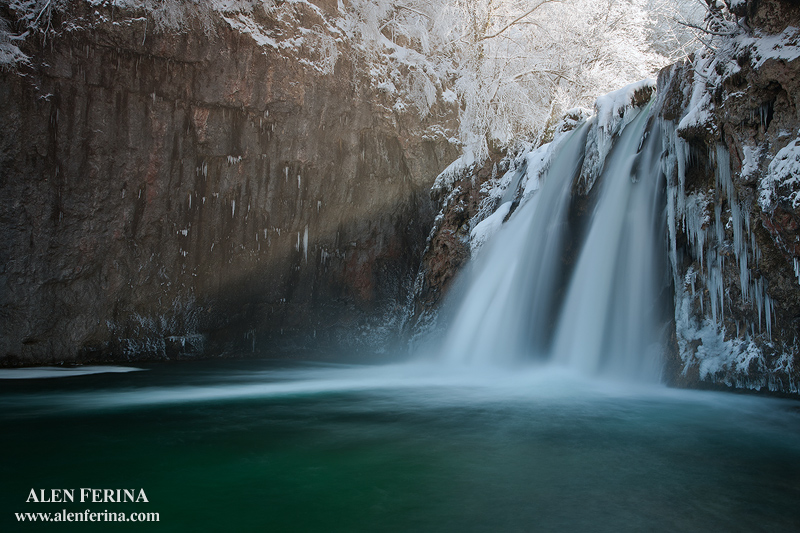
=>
[1,0,710,159]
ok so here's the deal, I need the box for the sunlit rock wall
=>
[0,2,458,364]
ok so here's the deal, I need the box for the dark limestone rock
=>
[0,3,459,365]
[742,0,800,34]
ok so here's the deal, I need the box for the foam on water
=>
[0,365,144,380]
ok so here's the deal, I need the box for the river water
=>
[2,359,799,531]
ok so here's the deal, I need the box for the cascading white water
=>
[440,123,589,365]
[439,101,670,380]
[552,104,669,380]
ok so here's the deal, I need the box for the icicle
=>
[707,257,724,324]
[662,120,680,281]
[685,193,709,270]
[794,258,800,285]
[713,199,723,252]
[754,277,764,332]
[765,293,773,339]
[752,234,760,267]
[667,188,678,278]
[675,136,688,223]
[759,102,773,130]
[303,226,308,262]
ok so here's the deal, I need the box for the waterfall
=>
[438,100,670,381]
[551,105,669,380]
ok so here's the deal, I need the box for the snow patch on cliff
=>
[676,49,718,137]
[760,133,800,212]
[432,150,477,196]
[741,143,762,182]
[470,201,512,255]
[0,18,28,67]
[672,282,791,392]
[220,4,340,74]
[521,142,553,197]
[740,26,800,68]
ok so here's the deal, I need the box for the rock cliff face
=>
[0,1,458,364]
[656,0,800,394]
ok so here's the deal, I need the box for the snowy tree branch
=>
[475,0,562,42]
[395,4,430,20]
[675,18,739,37]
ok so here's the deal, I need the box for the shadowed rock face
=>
[0,3,458,364]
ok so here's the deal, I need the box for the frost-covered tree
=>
[341,0,703,160]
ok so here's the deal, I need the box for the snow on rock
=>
[431,150,476,196]
[0,37,28,67]
[441,89,457,104]
[739,26,800,68]
[760,132,800,212]
[469,201,512,255]
[594,79,656,136]
[519,117,585,199]
[740,143,763,183]
[673,283,780,391]
[221,14,278,48]
[220,6,341,75]
[553,107,592,138]
[676,49,719,139]
[521,143,551,197]
[579,79,655,192]
[466,113,586,254]
[376,80,396,94]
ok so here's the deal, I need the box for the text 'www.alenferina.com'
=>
[15,510,160,522]
[15,488,159,523]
